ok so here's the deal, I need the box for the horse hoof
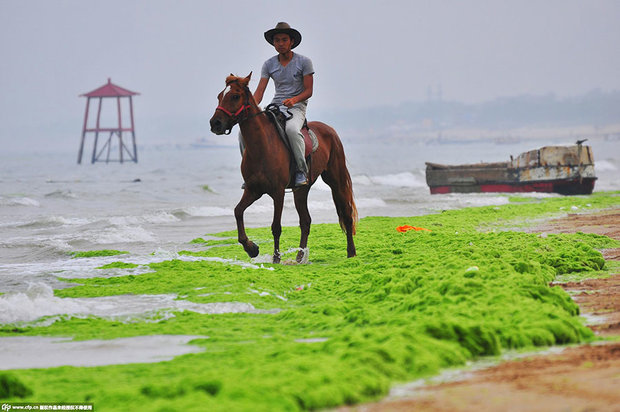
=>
[296,248,309,264]
[272,254,281,264]
[246,242,259,258]
[347,246,357,258]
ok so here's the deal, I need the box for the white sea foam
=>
[307,200,338,210]
[0,196,40,207]
[245,202,279,215]
[352,175,373,186]
[356,198,388,208]
[46,238,74,252]
[0,249,275,291]
[0,335,205,369]
[596,159,617,171]
[295,337,328,343]
[1,254,276,294]
[248,288,288,301]
[44,190,77,199]
[198,256,275,271]
[456,195,510,207]
[370,172,427,188]
[51,216,92,225]
[0,236,73,255]
[353,172,426,188]
[430,194,510,210]
[18,215,92,228]
[0,282,280,325]
[143,211,181,223]
[182,206,232,217]
[93,226,156,244]
[108,212,180,225]
[311,177,331,191]
[9,212,176,232]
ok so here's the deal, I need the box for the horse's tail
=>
[323,126,358,237]
[344,169,359,236]
[339,157,358,236]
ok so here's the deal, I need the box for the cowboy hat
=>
[264,22,302,49]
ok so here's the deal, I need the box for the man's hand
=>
[281,74,313,108]
[282,97,297,108]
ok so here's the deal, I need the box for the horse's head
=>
[210,72,253,135]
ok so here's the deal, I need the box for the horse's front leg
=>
[234,190,262,258]
[293,186,312,263]
[270,190,285,264]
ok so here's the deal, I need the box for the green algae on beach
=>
[70,250,129,258]
[96,262,140,270]
[1,193,619,411]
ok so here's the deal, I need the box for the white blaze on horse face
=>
[222,85,232,100]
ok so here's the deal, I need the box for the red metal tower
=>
[78,78,140,164]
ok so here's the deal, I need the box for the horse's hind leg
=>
[322,171,357,258]
[293,186,311,263]
[234,190,262,258]
[270,190,285,264]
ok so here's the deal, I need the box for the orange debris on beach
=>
[396,225,431,233]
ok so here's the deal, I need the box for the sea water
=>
[0,134,618,330]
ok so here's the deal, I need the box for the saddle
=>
[264,104,319,187]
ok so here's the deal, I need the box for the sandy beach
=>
[342,208,620,412]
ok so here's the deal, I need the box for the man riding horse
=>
[210,23,357,262]
[241,22,314,187]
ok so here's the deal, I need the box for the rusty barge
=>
[425,141,596,195]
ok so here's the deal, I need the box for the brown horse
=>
[209,73,357,263]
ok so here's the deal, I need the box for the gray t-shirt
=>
[261,53,314,107]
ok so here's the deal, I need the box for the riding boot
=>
[295,171,308,187]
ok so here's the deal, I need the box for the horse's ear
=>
[239,72,252,88]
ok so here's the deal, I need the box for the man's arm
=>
[283,74,313,108]
[253,77,269,105]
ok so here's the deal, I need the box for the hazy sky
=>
[1,0,619,150]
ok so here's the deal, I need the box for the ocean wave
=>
[353,172,427,188]
[107,211,180,225]
[306,200,338,210]
[0,237,73,258]
[12,211,182,230]
[596,159,617,171]
[0,282,279,325]
[356,198,388,208]
[245,203,279,215]
[434,194,511,209]
[177,206,232,217]
[311,178,331,192]
[92,225,156,244]
[44,190,77,199]
[352,175,373,186]
[6,213,172,231]
[0,196,40,207]
[307,197,387,210]
[16,215,91,229]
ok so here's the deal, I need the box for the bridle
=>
[215,81,262,135]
